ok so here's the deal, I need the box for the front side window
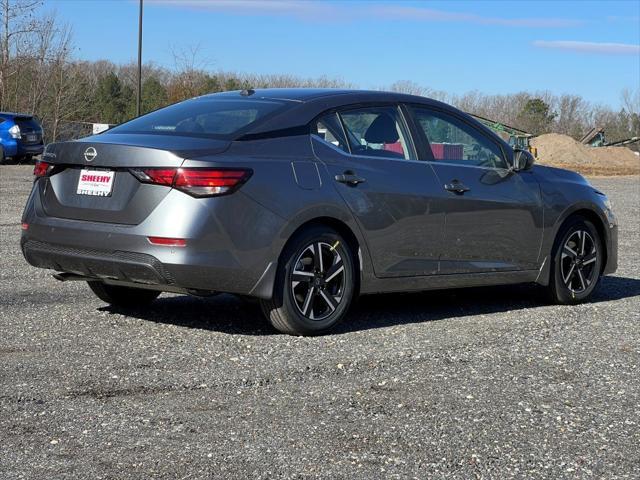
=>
[108,98,289,139]
[411,107,507,169]
[339,106,414,160]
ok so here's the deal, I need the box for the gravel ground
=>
[1,165,639,479]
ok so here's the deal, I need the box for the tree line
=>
[1,0,638,144]
[389,80,639,144]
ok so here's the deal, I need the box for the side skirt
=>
[359,269,542,295]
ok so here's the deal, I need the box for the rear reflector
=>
[33,161,52,178]
[147,236,187,247]
[131,167,251,197]
[21,223,29,231]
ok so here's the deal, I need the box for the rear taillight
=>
[131,168,251,197]
[8,124,21,139]
[33,161,52,178]
[174,169,249,197]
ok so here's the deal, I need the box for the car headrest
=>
[364,114,400,144]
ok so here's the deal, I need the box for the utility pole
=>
[136,0,143,117]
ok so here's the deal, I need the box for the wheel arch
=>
[280,216,362,290]
[249,214,369,300]
[554,208,608,272]
[537,205,610,286]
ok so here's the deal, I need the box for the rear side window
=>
[312,112,349,153]
[15,116,41,132]
[339,106,414,160]
[108,99,289,139]
[411,107,507,169]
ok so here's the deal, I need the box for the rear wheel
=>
[87,281,160,307]
[547,217,602,304]
[260,226,356,335]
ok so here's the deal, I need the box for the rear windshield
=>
[15,116,41,131]
[107,98,289,139]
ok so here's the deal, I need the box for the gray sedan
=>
[20,89,618,335]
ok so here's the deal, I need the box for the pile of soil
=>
[531,133,639,176]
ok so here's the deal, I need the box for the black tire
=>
[260,226,356,336]
[0,146,4,164]
[87,281,160,307]
[547,216,603,304]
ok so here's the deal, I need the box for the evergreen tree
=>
[93,72,125,124]
[121,84,137,122]
[141,76,168,114]
[517,98,556,135]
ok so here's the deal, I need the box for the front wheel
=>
[547,217,603,304]
[87,281,160,308]
[260,226,356,335]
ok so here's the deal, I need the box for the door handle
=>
[335,172,366,186]
[444,180,470,194]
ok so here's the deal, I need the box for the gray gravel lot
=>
[1,165,639,479]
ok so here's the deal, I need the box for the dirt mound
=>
[531,133,639,176]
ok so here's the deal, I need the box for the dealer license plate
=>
[77,169,115,197]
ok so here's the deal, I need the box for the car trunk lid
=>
[39,134,230,225]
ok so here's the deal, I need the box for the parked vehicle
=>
[0,113,44,163]
[20,89,618,335]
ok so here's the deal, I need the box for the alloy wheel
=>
[290,241,345,320]
[560,230,598,294]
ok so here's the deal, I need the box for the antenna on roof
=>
[240,88,256,96]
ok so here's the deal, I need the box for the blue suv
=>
[0,113,44,163]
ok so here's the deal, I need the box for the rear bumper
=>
[20,182,288,298]
[1,139,43,157]
[22,240,176,286]
[17,142,44,156]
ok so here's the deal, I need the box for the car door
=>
[311,105,445,278]
[406,104,543,274]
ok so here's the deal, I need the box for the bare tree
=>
[46,23,86,141]
[26,12,59,114]
[0,0,41,110]
[553,94,588,138]
[621,87,640,116]
[387,80,428,96]
[384,80,446,100]
[167,44,213,101]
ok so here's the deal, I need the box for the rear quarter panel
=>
[183,135,375,293]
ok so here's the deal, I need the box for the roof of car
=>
[206,88,452,138]
[0,112,34,118]
[203,88,429,103]
[208,88,510,151]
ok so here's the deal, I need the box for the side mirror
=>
[512,148,535,171]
